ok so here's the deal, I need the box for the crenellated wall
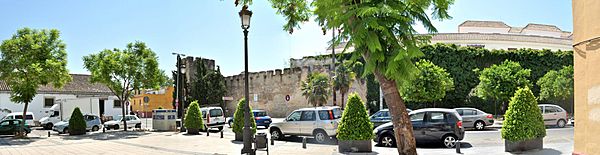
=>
[223,65,367,118]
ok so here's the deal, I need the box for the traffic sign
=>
[285,95,290,102]
[143,96,150,103]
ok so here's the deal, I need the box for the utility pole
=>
[332,28,337,107]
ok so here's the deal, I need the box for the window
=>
[114,100,122,108]
[300,111,316,121]
[253,111,267,117]
[287,111,302,121]
[464,110,476,116]
[209,109,223,117]
[14,115,34,120]
[44,98,55,107]
[318,110,334,120]
[410,112,425,122]
[381,111,390,117]
[456,109,464,116]
[428,112,446,123]
[545,106,559,113]
[0,121,9,126]
[202,111,207,118]
[332,108,342,119]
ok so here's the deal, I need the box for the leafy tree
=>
[301,72,331,107]
[399,59,454,107]
[184,101,204,134]
[537,66,573,102]
[190,61,227,107]
[501,87,546,141]
[333,61,355,109]
[205,66,227,107]
[232,98,256,134]
[190,60,209,104]
[336,93,373,141]
[68,107,86,135]
[0,28,72,136]
[83,42,167,131]
[233,0,453,153]
[475,60,532,115]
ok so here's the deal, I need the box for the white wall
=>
[0,93,124,121]
[430,40,573,51]
[459,27,510,34]
[521,29,563,38]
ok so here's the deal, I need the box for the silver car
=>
[269,106,342,143]
[538,104,568,128]
[52,114,102,134]
[454,108,494,130]
[369,109,412,128]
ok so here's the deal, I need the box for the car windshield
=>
[113,116,123,121]
[210,109,223,117]
[253,111,267,117]
[14,115,34,120]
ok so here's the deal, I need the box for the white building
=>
[430,20,573,51]
[0,74,125,121]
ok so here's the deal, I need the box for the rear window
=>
[253,111,267,117]
[14,115,34,120]
[209,109,223,117]
[332,108,342,119]
[318,110,332,120]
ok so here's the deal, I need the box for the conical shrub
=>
[68,107,86,135]
[232,98,256,134]
[502,87,546,141]
[336,93,374,140]
[184,101,204,132]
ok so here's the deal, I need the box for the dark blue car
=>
[228,110,272,128]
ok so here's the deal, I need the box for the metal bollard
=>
[103,127,106,133]
[48,131,50,137]
[207,129,210,136]
[270,138,274,145]
[455,141,461,154]
[220,130,223,138]
[302,137,307,149]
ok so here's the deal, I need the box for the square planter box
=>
[338,140,372,153]
[505,137,543,152]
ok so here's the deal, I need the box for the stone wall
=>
[224,65,367,118]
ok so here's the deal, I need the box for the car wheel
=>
[114,125,120,130]
[217,126,223,131]
[270,128,283,140]
[474,121,485,130]
[45,123,53,130]
[63,128,69,134]
[442,135,457,148]
[557,119,566,128]
[265,125,270,129]
[379,134,396,147]
[313,130,329,144]
[135,123,141,128]
[92,126,99,131]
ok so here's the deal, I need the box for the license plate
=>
[264,121,270,123]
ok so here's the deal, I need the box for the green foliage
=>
[400,59,454,103]
[501,87,546,141]
[336,93,374,141]
[68,107,86,135]
[184,101,204,130]
[301,72,330,107]
[537,66,573,101]
[83,42,167,124]
[474,60,532,112]
[333,61,355,106]
[190,61,227,106]
[232,98,256,134]
[158,106,164,109]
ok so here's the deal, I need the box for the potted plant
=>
[337,93,373,153]
[232,98,257,141]
[184,101,204,135]
[502,87,546,152]
[68,107,87,135]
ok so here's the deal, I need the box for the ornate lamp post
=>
[239,6,254,155]
[172,52,186,132]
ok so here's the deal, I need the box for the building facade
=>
[130,87,175,118]
[0,74,122,122]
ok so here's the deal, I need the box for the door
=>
[542,106,560,125]
[283,111,302,134]
[410,112,426,141]
[99,99,105,116]
[459,109,477,128]
[298,111,316,135]
[0,121,11,135]
[423,112,451,141]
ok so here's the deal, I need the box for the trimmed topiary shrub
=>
[68,107,86,135]
[232,98,256,134]
[184,101,204,134]
[502,87,546,142]
[336,93,374,141]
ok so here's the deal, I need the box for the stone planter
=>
[338,140,372,153]
[187,128,199,135]
[235,132,243,141]
[69,130,85,136]
[505,137,543,152]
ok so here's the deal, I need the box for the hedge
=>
[68,107,86,135]
[501,87,546,141]
[336,93,374,141]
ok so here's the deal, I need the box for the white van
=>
[2,112,36,127]
[200,107,226,131]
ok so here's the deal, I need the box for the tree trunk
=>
[341,92,345,109]
[19,102,29,137]
[374,71,417,155]
[121,97,127,131]
[333,90,337,106]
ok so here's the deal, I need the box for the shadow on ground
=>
[58,130,151,141]
[0,135,46,146]
[373,141,473,149]
[510,148,562,155]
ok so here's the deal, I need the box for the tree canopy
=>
[333,61,355,108]
[400,59,454,105]
[475,60,532,114]
[537,65,573,102]
[190,60,227,106]
[301,72,330,107]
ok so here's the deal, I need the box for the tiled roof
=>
[430,33,572,46]
[0,74,113,95]
[523,23,562,32]
[459,20,510,28]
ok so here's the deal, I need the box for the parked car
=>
[103,115,142,130]
[269,106,342,143]
[454,108,494,130]
[373,108,464,148]
[52,114,102,134]
[370,109,412,128]
[0,119,31,135]
[2,112,35,127]
[227,110,273,128]
[201,107,226,131]
[538,104,569,128]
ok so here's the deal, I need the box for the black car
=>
[373,108,465,148]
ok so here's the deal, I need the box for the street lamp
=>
[172,52,186,132]
[239,6,254,155]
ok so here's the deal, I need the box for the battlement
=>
[224,67,310,82]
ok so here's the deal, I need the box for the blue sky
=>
[0,0,573,77]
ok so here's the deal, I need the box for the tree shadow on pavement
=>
[415,142,473,149]
[510,148,562,155]
[340,152,380,155]
[59,130,151,141]
[273,136,338,146]
[0,135,45,146]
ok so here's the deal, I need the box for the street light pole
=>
[239,6,254,155]
[173,53,186,132]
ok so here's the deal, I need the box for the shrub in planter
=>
[232,98,256,141]
[336,93,374,153]
[184,101,204,135]
[68,107,87,135]
[502,87,546,152]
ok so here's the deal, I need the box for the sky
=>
[0,0,573,77]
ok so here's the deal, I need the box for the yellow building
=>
[573,0,600,154]
[130,87,174,118]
